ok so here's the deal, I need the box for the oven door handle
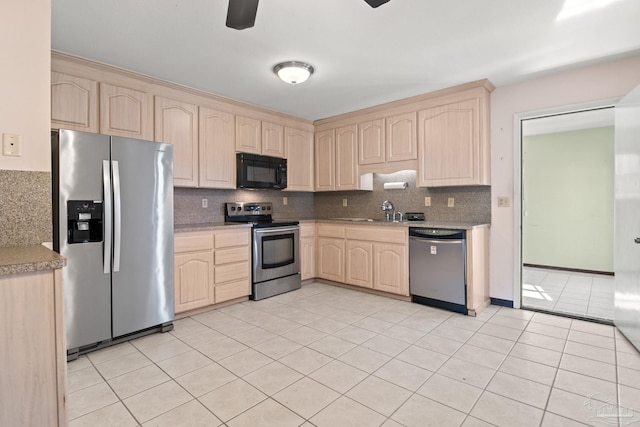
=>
[254,226,299,236]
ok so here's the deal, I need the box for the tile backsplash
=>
[0,170,52,246]
[175,171,491,225]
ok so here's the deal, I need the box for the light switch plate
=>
[283,197,288,206]
[424,196,431,207]
[448,197,455,208]
[3,134,21,157]
[201,198,208,208]
[342,198,348,207]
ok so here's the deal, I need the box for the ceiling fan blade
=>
[364,0,390,8]
[226,0,259,30]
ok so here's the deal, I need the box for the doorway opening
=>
[516,104,617,323]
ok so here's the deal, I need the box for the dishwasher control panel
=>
[409,228,466,239]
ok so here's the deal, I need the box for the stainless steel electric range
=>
[225,202,301,300]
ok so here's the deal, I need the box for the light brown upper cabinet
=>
[235,115,261,154]
[314,129,335,191]
[335,124,360,190]
[285,127,314,192]
[386,112,417,162]
[262,121,285,157]
[358,119,385,165]
[51,71,98,133]
[99,83,153,140]
[235,116,285,158]
[418,96,490,186]
[154,96,199,187]
[199,107,236,189]
[315,126,372,191]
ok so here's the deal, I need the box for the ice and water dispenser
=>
[67,200,103,244]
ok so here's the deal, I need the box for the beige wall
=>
[0,0,51,172]
[490,55,640,301]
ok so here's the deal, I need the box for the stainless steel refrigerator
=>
[52,129,174,359]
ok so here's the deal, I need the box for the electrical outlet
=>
[497,196,511,207]
[448,198,455,208]
[342,198,348,207]
[2,134,21,157]
[201,198,208,208]
[283,197,288,206]
[424,196,431,207]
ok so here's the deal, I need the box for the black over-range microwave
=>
[236,153,288,189]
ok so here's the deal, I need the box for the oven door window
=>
[262,233,295,269]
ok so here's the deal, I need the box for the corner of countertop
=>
[0,244,66,276]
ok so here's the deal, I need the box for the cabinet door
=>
[314,129,335,191]
[262,121,285,157]
[335,125,359,190]
[386,112,417,162]
[317,237,344,282]
[346,240,373,288]
[99,83,153,140]
[359,119,385,165]
[200,107,236,189]
[236,115,261,154]
[285,127,314,191]
[174,251,214,313]
[51,71,98,132]
[300,236,316,280]
[154,96,199,187]
[418,98,481,186]
[373,243,408,295]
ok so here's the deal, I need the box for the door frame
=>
[512,97,620,309]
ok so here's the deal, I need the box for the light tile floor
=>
[522,267,615,321]
[67,281,640,427]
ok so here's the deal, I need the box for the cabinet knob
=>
[635,237,640,244]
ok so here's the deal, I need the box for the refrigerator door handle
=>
[102,160,112,274]
[112,160,122,272]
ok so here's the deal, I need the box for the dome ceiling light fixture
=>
[273,61,315,85]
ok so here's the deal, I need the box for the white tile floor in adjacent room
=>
[67,281,640,427]
[522,266,615,322]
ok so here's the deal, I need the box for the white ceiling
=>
[51,0,640,121]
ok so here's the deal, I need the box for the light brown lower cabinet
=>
[316,224,409,296]
[174,228,251,314]
[0,269,66,427]
[299,223,316,280]
[345,240,373,288]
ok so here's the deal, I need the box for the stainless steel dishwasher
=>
[409,228,467,314]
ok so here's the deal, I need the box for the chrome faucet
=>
[381,200,403,222]
[381,200,394,221]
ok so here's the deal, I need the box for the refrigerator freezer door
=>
[110,137,174,338]
[54,130,112,350]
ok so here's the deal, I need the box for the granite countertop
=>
[313,218,489,230]
[175,219,489,232]
[174,222,253,233]
[0,245,67,276]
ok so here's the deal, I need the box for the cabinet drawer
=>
[215,261,249,284]
[299,222,315,238]
[317,224,345,238]
[215,279,251,303]
[215,247,249,265]
[174,232,214,253]
[345,226,406,244]
[215,229,250,249]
